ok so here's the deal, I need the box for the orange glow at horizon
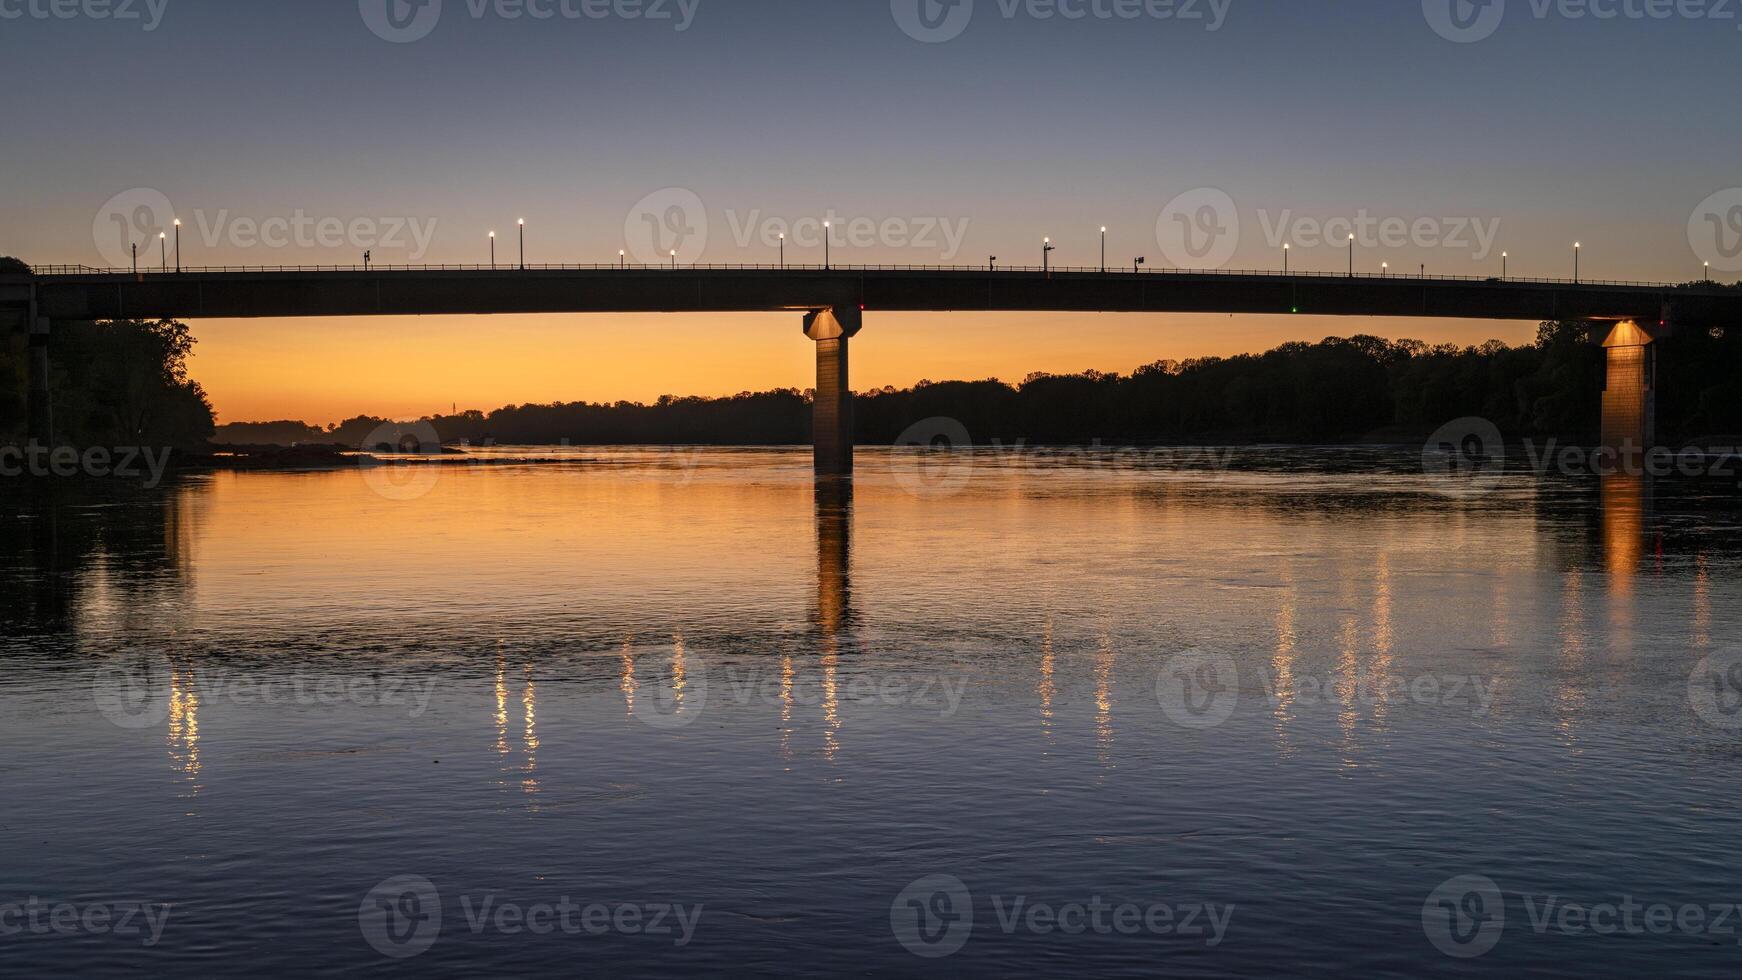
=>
[185,312,1538,426]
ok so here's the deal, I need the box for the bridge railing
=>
[23,262,1723,291]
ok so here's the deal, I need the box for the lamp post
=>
[779,233,785,268]
[489,231,496,268]
[174,218,181,272]
[1347,234,1355,277]
[989,255,996,272]
[131,242,137,274]
[1134,256,1146,274]
[671,249,677,270]
[1043,237,1055,274]
[1283,242,1290,275]
[1502,251,1507,280]
[1381,261,1388,277]
[1574,242,1580,283]
[1100,226,1107,272]
[159,231,167,270]
[518,219,526,270]
[1705,261,1711,282]
[823,222,831,269]
[620,249,626,269]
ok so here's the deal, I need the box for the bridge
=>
[6,264,1739,475]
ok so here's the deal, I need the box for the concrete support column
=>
[1598,320,1655,455]
[805,307,861,477]
[28,315,52,449]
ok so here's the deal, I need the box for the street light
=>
[174,219,181,273]
[1502,251,1508,280]
[779,232,785,269]
[823,221,831,269]
[1347,234,1355,277]
[1134,256,1146,274]
[159,232,167,270]
[1574,242,1580,283]
[489,231,496,268]
[132,242,137,274]
[671,249,677,270]
[1704,260,1711,282]
[518,219,526,270]
[1043,237,1055,274]
[619,249,626,269]
[989,255,997,272]
[1283,242,1290,275]
[1381,261,1389,277]
[1100,226,1107,272]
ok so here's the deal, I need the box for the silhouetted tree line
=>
[215,316,1742,448]
[0,284,217,448]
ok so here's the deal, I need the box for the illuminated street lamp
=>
[518,219,526,270]
[1134,256,1146,274]
[1100,226,1107,272]
[1574,242,1581,283]
[489,231,496,268]
[159,231,167,270]
[619,249,626,269]
[1043,237,1055,274]
[779,232,785,268]
[174,219,181,273]
[1381,261,1388,277]
[671,249,678,270]
[823,221,832,269]
[1283,242,1290,275]
[1502,251,1508,280]
[1347,234,1355,277]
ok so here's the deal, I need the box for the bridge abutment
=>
[804,307,861,478]
[1598,320,1656,455]
[28,310,53,449]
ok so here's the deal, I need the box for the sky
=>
[3,0,1739,424]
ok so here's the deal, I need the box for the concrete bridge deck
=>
[17,265,1739,326]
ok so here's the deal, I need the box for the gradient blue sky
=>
[3,0,1738,421]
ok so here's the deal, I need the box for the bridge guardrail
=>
[22,263,1729,291]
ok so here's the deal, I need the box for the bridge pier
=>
[1598,320,1655,455]
[805,307,861,477]
[27,311,52,449]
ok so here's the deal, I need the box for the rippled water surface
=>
[3,447,1741,977]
